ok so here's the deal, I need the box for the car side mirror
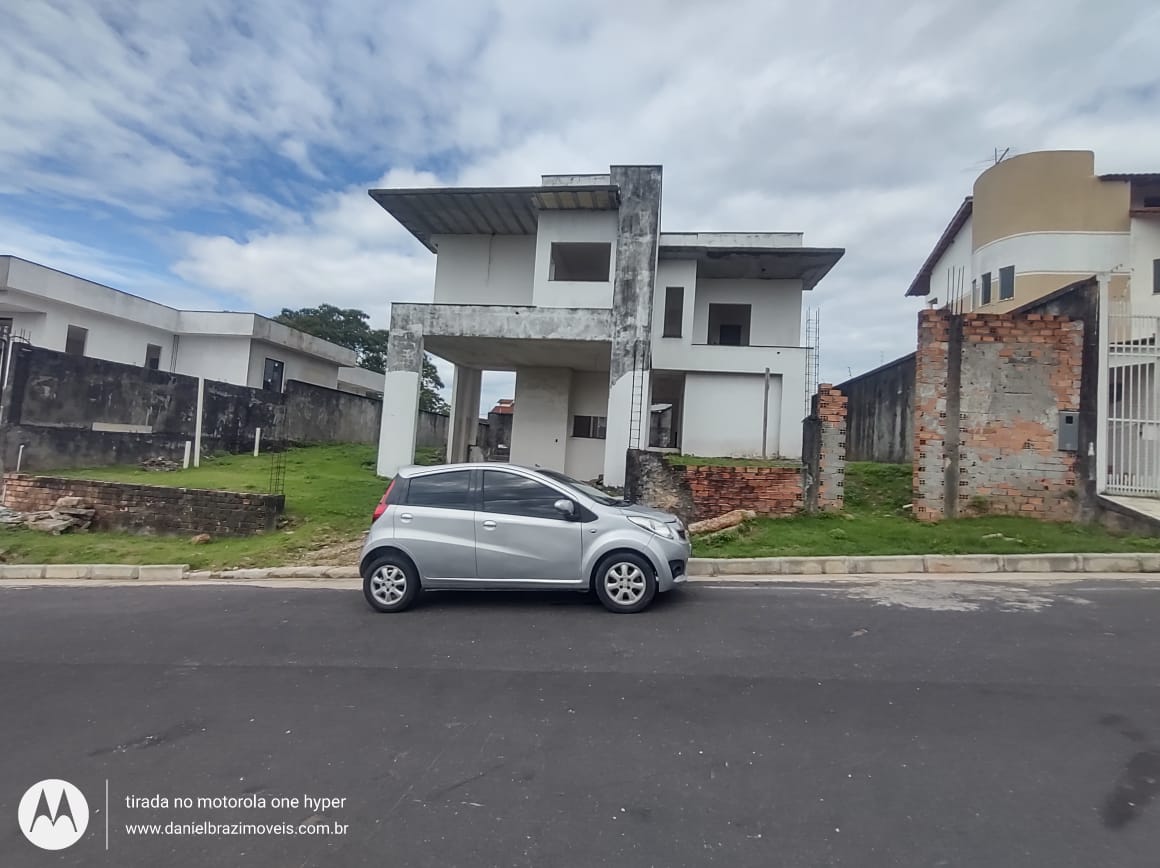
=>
[553,499,576,518]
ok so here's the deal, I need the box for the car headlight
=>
[627,515,675,539]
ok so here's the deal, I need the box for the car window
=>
[403,470,472,509]
[483,471,568,519]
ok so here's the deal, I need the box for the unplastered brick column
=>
[816,384,847,511]
[912,309,952,521]
[956,313,1083,520]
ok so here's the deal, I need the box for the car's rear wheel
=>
[362,553,420,613]
[594,552,657,614]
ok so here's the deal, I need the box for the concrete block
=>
[91,564,139,580]
[776,557,849,575]
[186,571,218,581]
[43,565,92,579]
[715,558,761,576]
[1,565,45,579]
[267,566,331,578]
[1080,554,1143,573]
[687,559,716,577]
[220,569,271,581]
[323,566,359,579]
[137,565,189,581]
[924,555,1003,573]
[1136,553,1160,573]
[1002,554,1081,573]
[848,556,926,574]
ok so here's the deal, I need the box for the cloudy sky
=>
[3,0,1158,411]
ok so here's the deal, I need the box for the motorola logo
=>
[18,780,89,850]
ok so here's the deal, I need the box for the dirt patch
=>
[290,535,366,566]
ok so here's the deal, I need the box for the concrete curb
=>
[687,553,1160,576]
[1,553,1158,581]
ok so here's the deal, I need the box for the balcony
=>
[652,338,808,375]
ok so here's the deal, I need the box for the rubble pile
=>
[141,456,181,472]
[0,496,96,534]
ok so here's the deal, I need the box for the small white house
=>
[0,256,383,395]
[370,165,844,485]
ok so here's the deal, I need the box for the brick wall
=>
[912,308,1083,522]
[680,464,803,522]
[2,474,285,536]
[625,450,803,524]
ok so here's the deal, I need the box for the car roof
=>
[396,462,544,478]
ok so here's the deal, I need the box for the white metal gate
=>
[1106,305,1160,496]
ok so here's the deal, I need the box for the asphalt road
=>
[2,580,1160,867]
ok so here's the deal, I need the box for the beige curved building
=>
[906,150,1160,313]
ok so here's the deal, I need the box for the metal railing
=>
[1106,307,1160,497]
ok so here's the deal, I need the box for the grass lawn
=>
[0,444,389,569]
[693,462,1160,558]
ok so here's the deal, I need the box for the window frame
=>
[65,324,88,356]
[547,241,612,283]
[980,272,992,306]
[481,469,574,521]
[571,415,608,439]
[999,265,1015,301]
[1153,259,1160,295]
[144,344,162,370]
[401,468,475,511]
[706,302,752,346]
[662,286,684,338]
[263,357,285,392]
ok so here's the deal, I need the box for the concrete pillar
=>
[1096,271,1110,494]
[376,323,424,477]
[446,365,482,464]
[604,165,663,487]
[510,368,571,471]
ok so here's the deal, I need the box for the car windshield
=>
[537,469,625,506]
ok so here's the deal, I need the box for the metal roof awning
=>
[369,185,620,252]
[658,245,844,290]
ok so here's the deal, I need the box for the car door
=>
[395,469,477,584]
[474,469,584,586]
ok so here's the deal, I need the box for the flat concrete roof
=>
[658,244,844,289]
[368,185,621,252]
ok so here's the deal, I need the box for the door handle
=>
[482,520,497,529]
[399,513,413,522]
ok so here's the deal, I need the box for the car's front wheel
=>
[594,552,657,614]
[363,553,420,613]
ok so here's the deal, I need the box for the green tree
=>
[275,304,448,413]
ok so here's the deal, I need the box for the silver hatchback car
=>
[359,463,691,613]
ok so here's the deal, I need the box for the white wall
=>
[511,367,572,471]
[565,370,609,479]
[432,235,536,306]
[928,215,973,309]
[5,257,177,332]
[1129,218,1160,313]
[174,335,254,385]
[0,289,179,369]
[973,231,1130,288]
[532,211,619,309]
[681,372,784,458]
[691,279,802,347]
[246,340,340,391]
[650,259,698,366]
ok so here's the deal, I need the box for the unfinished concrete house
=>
[369,165,844,486]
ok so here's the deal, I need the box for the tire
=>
[362,552,420,613]
[593,552,657,614]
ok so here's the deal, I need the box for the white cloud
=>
[6,0,1160,392]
